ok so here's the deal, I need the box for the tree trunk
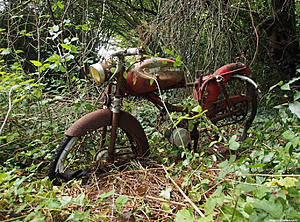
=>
[268,0,299,80]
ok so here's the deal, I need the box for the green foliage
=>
[0,0,299,221]
[174,209,194,222]
[0,169,91,221]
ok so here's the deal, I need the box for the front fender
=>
[65,109,112,136]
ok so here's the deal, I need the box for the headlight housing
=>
[89,62,111,83]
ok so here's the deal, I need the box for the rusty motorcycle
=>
[48,47,259,183]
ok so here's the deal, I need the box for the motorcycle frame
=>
[65,57,258,162]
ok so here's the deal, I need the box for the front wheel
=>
[48,111,149,185]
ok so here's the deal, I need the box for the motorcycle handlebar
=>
[110,47,146,57]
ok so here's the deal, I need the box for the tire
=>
[48,112,149,185]
[201,75,257,141]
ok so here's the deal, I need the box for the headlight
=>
[89,62,110,83]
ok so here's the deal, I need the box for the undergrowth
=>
[0,65,299,221]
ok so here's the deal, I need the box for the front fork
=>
[107,97,121,162]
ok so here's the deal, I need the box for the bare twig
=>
[162,165,205,217]
[0,85,18,135]
[247,0,259,66]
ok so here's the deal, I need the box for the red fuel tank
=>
[125,58,185,95]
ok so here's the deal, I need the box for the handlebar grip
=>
[110,47,146,57]
[125,48,139,55]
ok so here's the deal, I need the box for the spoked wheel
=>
[48,111,149,185]
[201,75,258,141]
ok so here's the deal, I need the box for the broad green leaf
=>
[192,105,201,113]
[71,37,79,42]
[289,101,300,118]
[30,60,42,67]
[176,55,181,62]
[73,193,85,205]
[198,214,213,222]
[204,198,217,215]
[16,203,27,213]
[52,4,57,11]
[262,152,274,163]
[1,49,11,55]
[0,173,8,184]
[229,141,240,150]
[246,163,266,168]
[70,45,78,53]
[287,76,300,85]
[161,203,172,212]
[280,83,290,90]
[52,25,59,32]
[81,24,89,31]
[228,135,240,150]
[59,196,72,206]
[236,183,256,193]
[123,71,128,79]
[269,81,282,92]
[67,210,90,221]
[150,78,154,86]
[252,199,283,218]
[34,89,41,98]
[294,91,300,101]
[99,189,115,199]
[282,130,296,141]
[165,49,174,55]
[174,209,194,222]
[278,177,298,188]
[40,63,50,72]
[115,195,129,209]
[61,43,70,50]
[254,184,269,199]
[59,65,66,73]
[57,1,64,9]
[47,199,61,208]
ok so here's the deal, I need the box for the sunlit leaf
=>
[160,186,172,200]
[289,101,300,118]
[123,71,128,79]
[150,78,154,86]
[278,177,298,188]
[161,203,172,212]
[294,92,300,101]
[30,60,42,67]
[204,198,216,215]
[174,209,194,222]
[99,189,115,199]
[52,25,59,32]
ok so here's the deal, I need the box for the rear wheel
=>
[201,75,257,141]
[48,112,149,185]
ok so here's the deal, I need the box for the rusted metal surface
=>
[107,112,119,162]
[65,109,149,157]
[125,58,185,95]
[65,109,112,137]
[118,111,149,156]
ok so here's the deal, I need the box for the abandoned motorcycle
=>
[48,48,259,183]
